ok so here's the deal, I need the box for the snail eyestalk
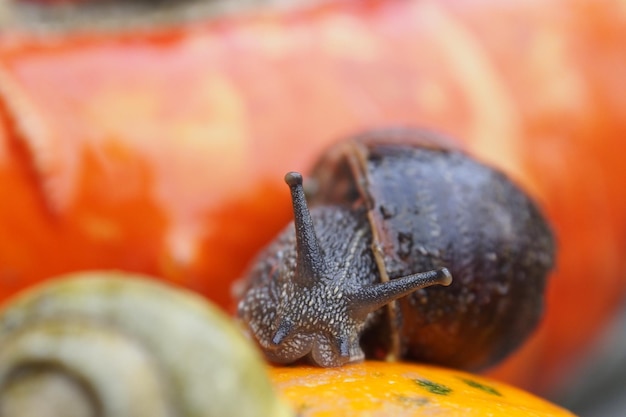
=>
[349,268,452,319]
[284,171,327,282]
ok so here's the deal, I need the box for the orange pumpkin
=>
[1,0,625,394]
[269,361,577,417]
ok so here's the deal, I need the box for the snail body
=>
[0,272,292,417]
[237,129,555,370]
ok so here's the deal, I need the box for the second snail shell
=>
[0,271,291,417]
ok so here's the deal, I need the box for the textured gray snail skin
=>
[0,272,292,417]
[237,129,555,370]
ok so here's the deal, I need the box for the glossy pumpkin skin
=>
[1,0,626,393]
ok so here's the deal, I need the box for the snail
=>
[237,128,555,371]
[0,271,292,417]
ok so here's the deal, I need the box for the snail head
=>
[237,172,452,367]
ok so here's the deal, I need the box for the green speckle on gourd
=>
[458,377,502,397]
[413,379,453,396]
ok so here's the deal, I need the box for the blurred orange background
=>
[1,0,625,401]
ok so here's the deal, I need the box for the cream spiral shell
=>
[0,271,292,417]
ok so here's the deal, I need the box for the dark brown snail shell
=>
[237,128,555,371]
